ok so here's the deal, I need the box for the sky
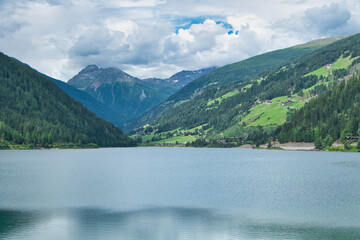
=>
[0,0,360,81]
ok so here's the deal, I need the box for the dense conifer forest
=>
[0,52,136,149]
[276,75,360,149]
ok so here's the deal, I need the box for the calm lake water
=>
[0,148,359,239]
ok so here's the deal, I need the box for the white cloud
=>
[0,0,360,81]
[104,19,139,36]
[273,3,355,41]
[161,19,265,70]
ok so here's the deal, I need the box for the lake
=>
[0,148,359,239]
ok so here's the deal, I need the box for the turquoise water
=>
[0,148,359,239]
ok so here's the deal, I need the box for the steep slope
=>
[131,33,360,146]
[68,65,216,125]
[52,79,127,127]
[124,36,345,132]
[167,36,346,102]
[0,52,136,149]
[68,65,177,123]
[276,74,360,148]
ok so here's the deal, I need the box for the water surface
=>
[0,148,359,239]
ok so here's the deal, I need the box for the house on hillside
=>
[264,100,272,104]
[227,137,242,143]
[345,136,359,141]
[136,131,145,136]
[324,63,333,69]
[281,100,293,106]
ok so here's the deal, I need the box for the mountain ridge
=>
[143,67,217,89]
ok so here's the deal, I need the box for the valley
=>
[1,34,360,151]
[130,34,360,151]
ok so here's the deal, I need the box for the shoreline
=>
[1,142,359,153]
[273,142,316,151]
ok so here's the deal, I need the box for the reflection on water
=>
[1,207,360,240]
[0,210,37,238]
[1,148,360,239]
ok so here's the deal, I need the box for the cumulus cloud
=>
[68,20,173,71]
[274,3,357,40]
[100,0,166,8]
[67,18,269,77]
[0,0,360,81]
[303,3,352,35]
[162,20,265,69]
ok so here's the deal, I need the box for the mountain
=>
[67,65,216,126]
[68,65,178,123]
[52,78,127,127]
[124,36,345,132]
[68,65,137,90]
[129,34,360,146]
[167,36,347,103]
[143,67,217,89]
[0,52,136,149]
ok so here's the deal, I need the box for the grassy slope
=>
[305,55,359,77]
[137,124,212,145]
[241,95,306,127]
[160,55,355,143]
[153,135,197,144]
[168,38,340,102]
[238,53,357,128]
[132,35,360,145]
[207,90,240,106]
[276,73,360,147]
[124,36,343,132]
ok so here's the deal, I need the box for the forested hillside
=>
[130,34,360,147]
[52,78,127,127]
[0,52,136,149]
[125,36,344,131]
[167,36,346,102]
[276,75,360,149]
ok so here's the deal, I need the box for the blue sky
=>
[0,0,359,81]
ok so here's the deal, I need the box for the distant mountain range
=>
[64,65,216,126]
[143,67,217,89]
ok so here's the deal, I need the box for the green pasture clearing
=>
[153,135,197,144]
[302,81,330,97]
[141,134,156,141]
[241,83,253,92]
[305,55,358,77]
[207,90,240,106]
[241,96,305,127]
[242,104,289,126]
